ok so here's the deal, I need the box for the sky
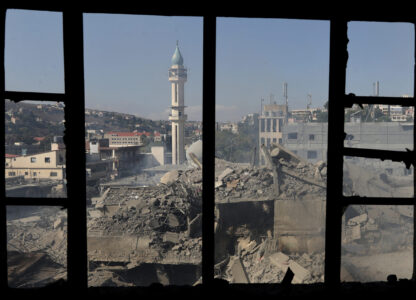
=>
[4,10,415,122]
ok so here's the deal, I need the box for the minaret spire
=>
[168,43,187,164]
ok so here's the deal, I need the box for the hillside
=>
[4,101,172,147]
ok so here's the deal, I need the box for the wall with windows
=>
[5,150,65,180]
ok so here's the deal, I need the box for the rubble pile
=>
[8,251,67,288]
[220,239,325,284]
[215,158,327,202]
[7,207,67,287]
[214,145,328,283]
[342,205,413,256]
[6,143,414,286]
[86,167,203,285]
[343,162,413,197]
[7,208,67,267]
[88,183,201,236]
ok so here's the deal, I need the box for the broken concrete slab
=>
[268,252,290,271]
[136,236,152,250]
[289,260,310,284]
[160,170,180,185]
[88,209,102,218]
[215,181,224,188]
[226,179,239,189]
[344,224,361,243]
[167,214,180,228]
[163,232,180,244]
[53,217,64,230]
[217,168,233,182]
[347,213,368,226]
[231,257,250,283]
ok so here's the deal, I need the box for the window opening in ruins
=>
[288,132,297,139]
[5,100,67,198]
[215,17,329,284]
[83,13,203,287]
[7,206,67,288]
[346,22,414,97]
[307,150,317,159]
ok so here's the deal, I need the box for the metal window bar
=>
[0,7,7,291]
[0,8,88,290]
[325,18,416,285]
[0,6,415,291]
[202,15,216,285]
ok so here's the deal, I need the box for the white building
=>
[5,149,66,180]
[103,132,144,147]
[168,42,187,165]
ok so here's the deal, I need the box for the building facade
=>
[5,149,66,180]
[104,132,144,147]
[282,122,413,176]
[259,103,288,164]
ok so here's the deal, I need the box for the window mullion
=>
[202,15,216,286]
[325,18,348,286]
[4,91,66,103]
[0,7,7,291]
[62,9,87,289]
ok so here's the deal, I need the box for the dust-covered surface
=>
[7,206,67,288]
[343,160,413,197]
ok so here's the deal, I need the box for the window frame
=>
[0,6,414,294]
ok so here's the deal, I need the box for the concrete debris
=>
[8,251,66,288]
[289,260,311,283]
[215,146,326,204]
[6,142,414,286]
[231,257,250,283]
[269,252,290,270]
[347,213,368,226]
[160,170,180,185]
[342,205,413,259]
[218,168,234,182]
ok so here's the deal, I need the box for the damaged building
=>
[7,142,413,287]
[2,6,416,298]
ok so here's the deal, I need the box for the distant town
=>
[5,94,414,199]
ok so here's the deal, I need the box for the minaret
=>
[169,42,187,165]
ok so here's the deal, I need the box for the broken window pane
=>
[84,14,203,286]
[341,205,413,282]
[7,206,67,288]
[343,157,414,198]
[346,22,414,97]
[5,9,64,93]
[5,100,67,198]
[216,18,329,284]
[344,104,413,151]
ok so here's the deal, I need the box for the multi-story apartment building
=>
[104,132,145,147]
[5,149,66,180]
[259,103,288,164]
